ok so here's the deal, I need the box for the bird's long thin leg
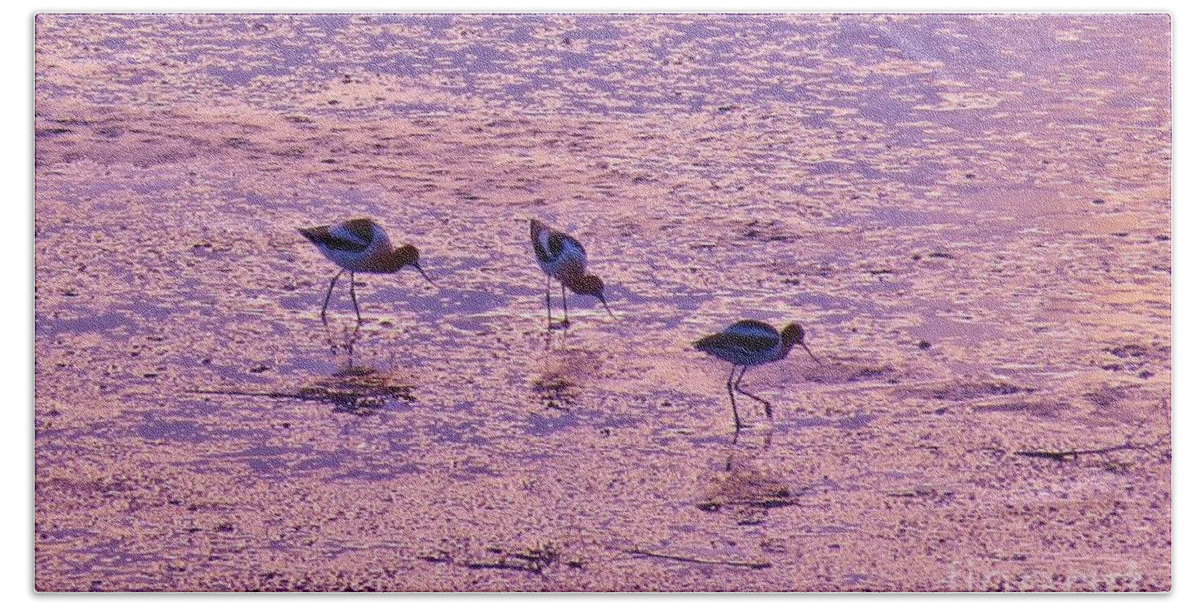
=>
[349,271,361,325]
[733,366,773,419]
[726,364,742,432]
[544,273,553,329]
[561,282,570,327]
[321,269,344,324]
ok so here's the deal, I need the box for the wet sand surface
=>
[34,14,1170,591]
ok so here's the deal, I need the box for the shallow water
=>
[35,13,1170,591]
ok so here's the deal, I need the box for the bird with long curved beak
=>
[694,320,819,434]
[529,219,615,328]
[298,217,435,324]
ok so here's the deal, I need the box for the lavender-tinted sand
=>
[34,14,1170,591]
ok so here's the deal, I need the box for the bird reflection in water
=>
[694,320,820,443]
[323,319,363,371]
[698,448,799,526]
[312,321,414,415]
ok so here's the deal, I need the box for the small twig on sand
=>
[462,560,545,574]
[626,548,770,570]
[188,379,414,412]
[188,388,308,400]
[420,546,563,575]
[1015,435,1168,462]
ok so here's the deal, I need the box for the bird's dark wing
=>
[546,232,568,259]
[725,320,779,341]
[533,232,554,263]
[298,223,371,252]
[694,329,779,356]
[534,228,575,264]
[343,218,377,243]
[532,221,588,266]
[559,233,586,257]
[695,320,781,355]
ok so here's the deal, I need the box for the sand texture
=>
[34,14,1170,591]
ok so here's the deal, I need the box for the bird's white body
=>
[694,320,789,367]
[311,221,394,273]
[529,219,612,327]
[298,217,432,324]
[533,223,588,280]
[693,319,815,434]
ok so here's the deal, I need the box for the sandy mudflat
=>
[34,14,1170,591]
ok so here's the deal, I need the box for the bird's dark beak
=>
[801,341,820,364]
[412,262,436,287]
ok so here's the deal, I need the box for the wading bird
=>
[529,219,613,329]
[298,217,433,324]
[694,320,819,433]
